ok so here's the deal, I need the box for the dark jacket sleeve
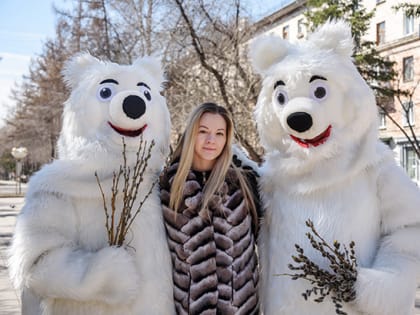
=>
[243,169,263,219]
[232,155,264,219]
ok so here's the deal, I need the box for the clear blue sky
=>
[0,0,60,127]
[0,0,289,127]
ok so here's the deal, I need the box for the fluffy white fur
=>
[9,53,175,315]
[249,20,420,315]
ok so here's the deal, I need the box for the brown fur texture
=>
[160,162,260,315]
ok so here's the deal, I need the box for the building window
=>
[402,101,414,126]
[376,21,385,45]
[403,14,414,35]
[282,25,289,40]
[403,56,414,82]
[297,19,305,38]
[402,145,419,183]
[378,109,386,129]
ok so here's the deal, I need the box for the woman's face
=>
[192,112,227,171]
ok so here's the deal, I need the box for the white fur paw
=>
[90,246,140,305]
[232,144,259,173]
[354,267,417,315]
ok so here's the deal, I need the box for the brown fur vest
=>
[160,162,259,315]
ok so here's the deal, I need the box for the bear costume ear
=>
[133,56,165,88]
[309,19,354,57]
[249,35,291,74]
[62,53,101,89]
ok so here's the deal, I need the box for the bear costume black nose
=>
[287,112,313,133]
[123,95,146,119]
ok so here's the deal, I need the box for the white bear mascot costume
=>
[9,54,175,315]
[250,21,420,315]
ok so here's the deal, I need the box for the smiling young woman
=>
[160,102,261,315]
[192,112,227,171]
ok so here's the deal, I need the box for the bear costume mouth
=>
[108,121,147,137]
[290,125,332,148]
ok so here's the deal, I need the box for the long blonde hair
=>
[169,102,258,230]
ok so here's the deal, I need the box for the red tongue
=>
[290,125,332,148]
[108,122,147,137]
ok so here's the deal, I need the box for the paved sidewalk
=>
[0,196,23,315]
[0,180,419,314]
[0,180,26,197]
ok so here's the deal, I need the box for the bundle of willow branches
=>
[95,136,156,247]
[282,219,358,315]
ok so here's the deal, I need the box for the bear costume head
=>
[250,20,379,178]
[58,53,171,171]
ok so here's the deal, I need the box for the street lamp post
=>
[11,147,28,195]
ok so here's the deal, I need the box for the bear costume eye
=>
[273,88,288,106]
[310,80,329,101]
[138,83,152,101]
[96,83,116,102]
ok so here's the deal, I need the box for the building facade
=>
[251,0,420,184]
[364,0,420,185]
